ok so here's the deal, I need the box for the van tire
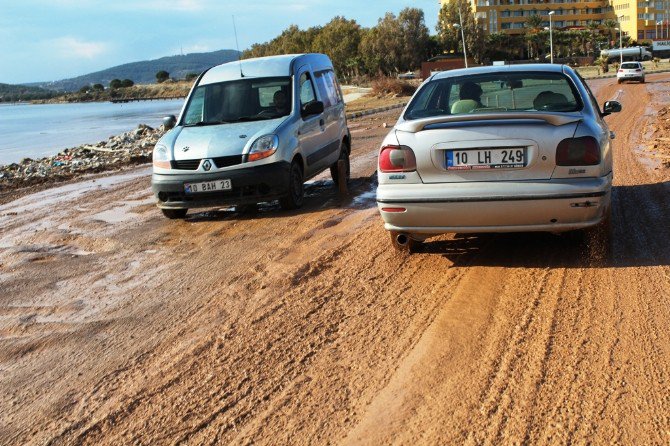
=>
[279,161,304,210]
[161,208,188,219]
[330,141,350,186]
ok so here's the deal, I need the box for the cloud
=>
[51,37,109,59]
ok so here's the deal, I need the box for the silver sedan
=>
[376,64,621,253]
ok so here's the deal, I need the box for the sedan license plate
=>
[446,148,526,170]
[184,179,232,193]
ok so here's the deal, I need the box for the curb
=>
[346,102,407,120]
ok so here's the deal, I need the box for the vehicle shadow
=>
[184,174,378,223]
[413,181,670,269]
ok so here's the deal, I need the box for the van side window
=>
[300,73,317,106]
[315,70,340,108]
[325,71,343,105]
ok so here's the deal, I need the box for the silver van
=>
[152,53,351,218]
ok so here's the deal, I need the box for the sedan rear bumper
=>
[376,175,611,234]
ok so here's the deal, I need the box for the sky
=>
[0,0,440,85]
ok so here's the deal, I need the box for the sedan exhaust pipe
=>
[390,231,415,253]
[395,233,410,246]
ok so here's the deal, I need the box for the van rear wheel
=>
[330,142,350,186]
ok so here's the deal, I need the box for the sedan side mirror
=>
[163,115,177,130]
[603,101,622,116]
[301,101,324,118]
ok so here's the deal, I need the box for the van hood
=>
[165,118,284,160]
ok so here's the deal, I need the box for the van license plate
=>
[184,179,232,193]
[446,148,525,170]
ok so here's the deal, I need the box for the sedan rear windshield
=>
[182,77,292,126]
[404,72,582,120]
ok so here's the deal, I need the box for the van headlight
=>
[248,135,278,162]
[153,143,171,169]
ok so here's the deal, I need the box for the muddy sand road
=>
[2,75,670,445]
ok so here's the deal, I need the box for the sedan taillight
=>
[556,136,600,166]
[379,145,417,172]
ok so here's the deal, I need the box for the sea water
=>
[0,99,184,166]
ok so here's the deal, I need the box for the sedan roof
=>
[431,64,568,81]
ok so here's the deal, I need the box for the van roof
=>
[199,53,333,85]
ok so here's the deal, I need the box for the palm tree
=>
[586,21,601,55]
[603,19,618,47]
[524,15,544,58]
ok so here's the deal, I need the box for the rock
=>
[20,158,33,165]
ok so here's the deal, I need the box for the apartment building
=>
[440,0,669,42]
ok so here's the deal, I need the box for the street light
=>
[549,11,555,64]
[617,14,623,67]
[456,6,468,68]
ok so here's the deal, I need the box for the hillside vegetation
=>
[0,83,60,102]
[31,49,239,92]
[35,80,194,104]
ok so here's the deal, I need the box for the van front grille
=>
[171,159,201,170]
[213,155,243,168]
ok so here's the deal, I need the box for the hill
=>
[32,49,240,92]
[0,83,60,102]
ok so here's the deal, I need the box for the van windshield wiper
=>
[184,120,231,127]
[233,115,274,122]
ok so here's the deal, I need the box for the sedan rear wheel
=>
[585,206,612,265]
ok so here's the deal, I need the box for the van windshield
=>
[182,77,292,126]
[404,72,582,120]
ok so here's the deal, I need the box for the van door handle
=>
[319,119,325,127]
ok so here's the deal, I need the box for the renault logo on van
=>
[202,160,212,171]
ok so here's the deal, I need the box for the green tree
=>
[109,79,122,89]
[92,83,104,91]
[360,13,404,74]
[313,17,362,78]
[155,70,169,83]
[524,15,545,59]
[397,7,431,71]
[79,85,91,93]
[121,79,134,88]
[436,0,485,63]
[184,72,199,81]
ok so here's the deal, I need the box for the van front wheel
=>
[161,208,188,219]
[279,161,304,210]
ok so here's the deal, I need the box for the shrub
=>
[92,83,104,91]
[121,79,134,88]
[109,79,122,89]
[79,85,91,93]
[184,72,199,81]
[370,77,416,97]
[156,70,169,83]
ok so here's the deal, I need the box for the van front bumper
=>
[152,161,291,209]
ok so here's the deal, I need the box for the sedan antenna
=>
[232,16,245,78]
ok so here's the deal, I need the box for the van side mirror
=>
[602,101,622,116]
[163,115,177,130]
[301,101,324,118]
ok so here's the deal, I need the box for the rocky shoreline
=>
[0,124,164,194]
